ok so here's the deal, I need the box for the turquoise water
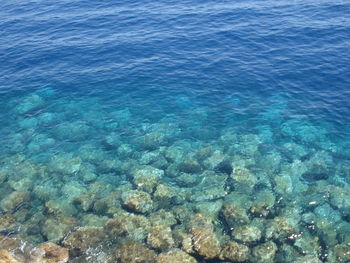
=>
[1,0,350,262]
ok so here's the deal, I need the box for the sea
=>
[0,0,350,262]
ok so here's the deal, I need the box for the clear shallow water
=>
[0,0,350,262]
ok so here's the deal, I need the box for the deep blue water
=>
[0,0,350,262]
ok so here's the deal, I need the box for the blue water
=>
[0,0,350,262]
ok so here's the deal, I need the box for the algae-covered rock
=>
[153,184,176,208]
[330,187,350,217]
[92,191,122,215]
[275,243,301,263]
[156,249,198,263]
[249,202,272,218]
[0,190,30,212]
[174,172,200,187]
[191,171,228,202]
[191,228,221,259]
[41,216,77,242]
[114,239,157,263]
[329,243,350,263]
[232,225,262,243]
[274,174,293,195]
[0,250,20,263]
[265,216,295,242]
[105,212,150,241]
[133,172,159,194]
[49,153,82,175]
[220,241,249,262]
[140,131,167,150]
[139,150,161,165]
[44,199,77,216]
[0,235,23,255]
[30,242,69,263]
[178,159,202,174]
[62,226,105,256]
[303,151,333,181]
[121,190,154,214]
[221,204,250,227]
[294,255,322,263]
[0,214,15,232]
[187,213,214,232]
[81,214,109,227]
[77,163,97,183]
[224,191,253,210]
[203,150,227,170]
[172,228,195,254]
[195,200,223,220]
[8,176,34,192]
[73,192,95,212]
[293,231,321,257]
[149,210,177,227]
[231,167,257,194]
[147,224,175,251]
[132,166,164,193]
[251,241,278,263]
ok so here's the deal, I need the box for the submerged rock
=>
[139,131,167,150]
[156,249,197,263]
[0,250,20,263]
[29,242,69,263]
[220,241,249,262]
[132,166,163,193]
[42,216,77,242]
[191,228,221,259]
[0,235,23,252]
[0,214,15,232]
[221,204,250,227]
[153,184,176,208]
[62,226,105,256]
[172,228,195,254]
[191,171,228,202]
[251,241,278,263]
[121,190,154,214]
[265,216,295,242]
[149,210,177,227]
[195,200,223,220]
[329,244,350,263]
[15,94,44,115]
[232,225,262,243]
[177,159,202,174]
[114,239,156,263]
[105,212,150,242]
[0,190,30,212]
[203,150,227,171]
[52,121,91,141]
[231,167,257,194]
[147,224,175,251]
[294,255,322,263]
[49,153,82,175]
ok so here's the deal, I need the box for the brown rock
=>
[220,241,249,262]
[191,228,221,259]
[0,235,22,251]
[147,225,174,251]
[30,242,69,263]
[62,227,105,256]
[221,204,250,227]
[0,250,20,263]
[156,249,198,263]
[114,240,156,263]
